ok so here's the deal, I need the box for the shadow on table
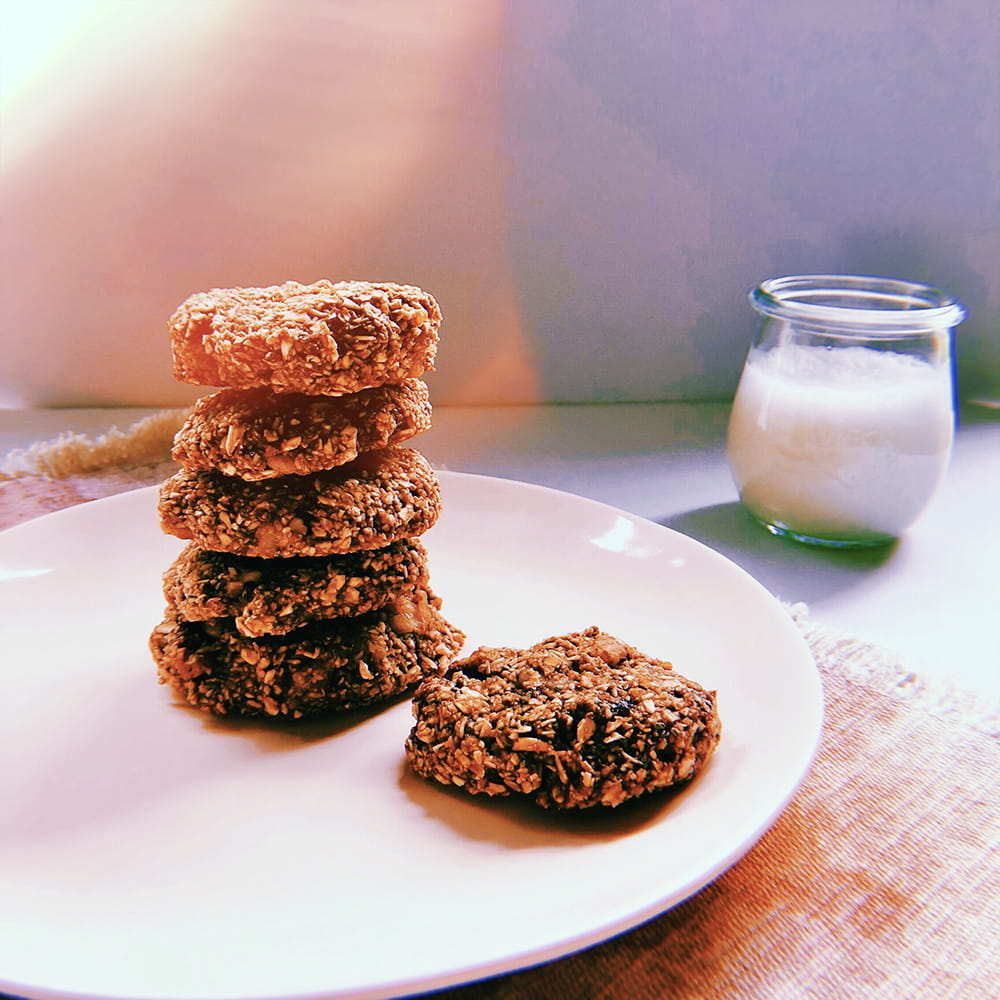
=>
[661,502,898,606]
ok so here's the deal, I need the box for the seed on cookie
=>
[163,539,431,637]
[405,626,722,809]
[169,279,440,395]
[150,587,466,718]
[158,447,441,558]
[171,379,433,480]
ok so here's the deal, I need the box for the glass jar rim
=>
[750,274,967,331]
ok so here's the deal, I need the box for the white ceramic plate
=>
[0,473,822,1000]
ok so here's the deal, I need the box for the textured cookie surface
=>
[171,379,433,480]
[163,539,430,637]
[170,280,440,395]
[405,626,721,809]
[158,447,441,558]
[151,588,466,718]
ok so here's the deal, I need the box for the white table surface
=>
[2,401,998,703]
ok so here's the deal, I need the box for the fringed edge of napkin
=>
[788,601,999,739]
[0,408,190,480]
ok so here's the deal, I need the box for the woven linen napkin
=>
[2,416,997,1000]
[425,614,998,1000]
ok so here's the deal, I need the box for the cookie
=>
[150,587,466,718]
[169,280,440,395]
[158,447,441,558]
[163,539,430,637]
[405,626,721,809]
[171,379,433,480]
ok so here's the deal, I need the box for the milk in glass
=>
[727,275,964,546]
[728,344,954,544]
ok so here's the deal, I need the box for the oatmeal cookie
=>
[163,539,430,637]
[150,587,466,718]
[169,280,440,395]
[171,380,433,480]
[158,447,441,558]
[405,626,721,809]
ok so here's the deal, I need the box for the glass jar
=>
[727,275,966,547]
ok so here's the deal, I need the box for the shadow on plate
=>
[661,502,899,606]
[192,690,414,750]
[397,757,712,849]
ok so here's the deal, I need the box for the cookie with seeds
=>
[405,626,721,809]
[172,379,433,480]
[163,539,430,637]
[150,587,466,719]
[158,447,441,558]
[170,279,440,395]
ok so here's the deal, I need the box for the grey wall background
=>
[2,0,997,408]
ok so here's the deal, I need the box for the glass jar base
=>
[755,517,898,549]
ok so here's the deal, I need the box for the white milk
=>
[727,343,954,543]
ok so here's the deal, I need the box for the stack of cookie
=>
[149,279,466,719]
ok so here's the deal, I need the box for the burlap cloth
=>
[2,415,997,1000]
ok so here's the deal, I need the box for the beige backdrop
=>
[2,0,997,408]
